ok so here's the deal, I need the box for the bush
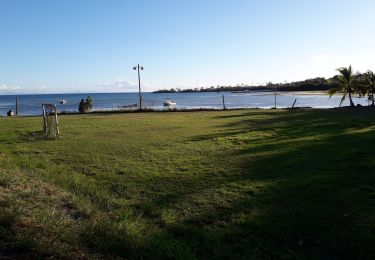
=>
[78,96,93,113]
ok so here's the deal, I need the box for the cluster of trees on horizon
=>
[154,66,375,107]
[153,77,332,93]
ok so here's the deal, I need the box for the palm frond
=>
[328,87,340,97]
[336,65,353,83]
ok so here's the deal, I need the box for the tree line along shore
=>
[154,66,375,108]
[154,77,333,93]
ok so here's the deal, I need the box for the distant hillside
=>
[153,77,333,93]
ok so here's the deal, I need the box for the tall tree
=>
[328,65,358,107]
[360,71,375,106]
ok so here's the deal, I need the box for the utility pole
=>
[133,64,144,110]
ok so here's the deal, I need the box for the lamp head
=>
[133,67,137,70]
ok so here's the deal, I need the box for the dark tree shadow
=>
[15,131,58,143]
[5,109,375,259]
[127,109,375,259]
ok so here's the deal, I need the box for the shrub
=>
[78,96,93,113]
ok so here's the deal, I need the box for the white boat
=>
[163,98,176,106]
[60,99,67,104]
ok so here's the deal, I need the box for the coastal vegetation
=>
[78,96,93,113]
[359,71,375,107]
[154,77,332,93]
[328,66,357,107]
[328,66,375,107]
[1,109,375,258]
[155,67,375,107]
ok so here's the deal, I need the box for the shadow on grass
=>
[15,131,58,143]
[5,109,375,259]
[181,131,375,259]
[128,109,375,259]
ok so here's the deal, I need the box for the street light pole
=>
[133,64,144,110]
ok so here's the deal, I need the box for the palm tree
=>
[360,71,375,106]
[328,65,357,107]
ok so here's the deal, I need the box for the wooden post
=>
[274,86,277,109]
[137,64,142,110]
[54,105,60,139]
[222,94,226,110]
[42,105,48,134]
[291,98,297,109]
[16,96,19,116]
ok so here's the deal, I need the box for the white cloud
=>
[0,84,51,94]
[102,78,156,92]
[34,85,47,91]
[0,84,21,91]
[103,78,137,91]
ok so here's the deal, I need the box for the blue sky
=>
[0,0,374,93]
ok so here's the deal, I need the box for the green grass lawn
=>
[1,109,375,259]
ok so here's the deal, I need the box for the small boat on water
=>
[163,98,176,106]
[60,99,67,104]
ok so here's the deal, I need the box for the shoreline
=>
[4,105,375,118]
[0,91,369,116]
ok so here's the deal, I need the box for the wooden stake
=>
[16,96,19,116]
[55,107,60,139]
[292,98,297,109]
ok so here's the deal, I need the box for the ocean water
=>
[0,91,370,116]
